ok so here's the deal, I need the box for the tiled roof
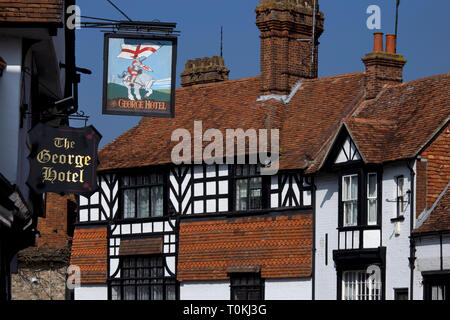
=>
[177,214,312,281]
[99,77,267,170]
[70,227,108,284]
[99,72,449,173]
[0,0,63,24]
[98,73,366,171]
[349,74,450,164]
[414,186,450,234]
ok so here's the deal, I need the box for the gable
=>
[334,136,362,164]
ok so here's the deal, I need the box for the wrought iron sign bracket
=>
[80,19,180,37]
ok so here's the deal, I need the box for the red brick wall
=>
[419,123,450,215]
[415,160,427,218]
[36,192,74,248]
[0,0,63,24]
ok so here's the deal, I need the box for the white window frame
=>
[395,175,405,217]
[342,174,358,227]
[342,270,381,300]
[367,173,377,225]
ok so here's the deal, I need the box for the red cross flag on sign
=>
[117,44,161,60]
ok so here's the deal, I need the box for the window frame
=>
[342,174,359,227]
[395,175,406,218]
[110,255,178,301]
[119,173,165,220]
[232,164,266,213]
[394,288,409,300]
[423,274,450,301]
[341,270,382,300]
[230,273,265,301]
[367,172,378,226]
[339,167,381,229]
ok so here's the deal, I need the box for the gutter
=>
[406,160,416,300]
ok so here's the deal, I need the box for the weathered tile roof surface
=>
[177,214,312,281]
[414,187,450,234]
[70,227,108,284]
[98,73,450,174]
[0,0,63,24]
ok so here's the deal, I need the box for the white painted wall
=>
[314,172,339,300]
[381,163,412,300]
[413,234,450,300]
[265,278,311,300]
[0,36,22,184]
[74,284,108,300]
[180,278,312,300]
[314,163,416,300]
[180,281,230,300]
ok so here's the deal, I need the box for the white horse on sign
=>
[119,59,156,101]
[117,43,161,101]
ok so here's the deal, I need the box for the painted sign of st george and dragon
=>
[103,34,177,117]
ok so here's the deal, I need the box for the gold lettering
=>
[54,138,75,150]
[42,167,57,183]
[84,156,91,167]
[37,149,51,164]
[75,155,84,168]
[54,138,65,149]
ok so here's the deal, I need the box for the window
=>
[342,270,381,300]
[342,175,358,226]
[430,285,446,300]
[121,174,164,219]
[396,176,405,217]
[367,173,377,225]
[230,274,264,300]
[424,275,449,300]
[111,256,176,300]
[394,288,409,300]
[235,165,262,211]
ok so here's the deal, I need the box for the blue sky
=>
[74,0,450,148]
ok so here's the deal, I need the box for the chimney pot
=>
[373,32,384,52]
[385,34,396,54]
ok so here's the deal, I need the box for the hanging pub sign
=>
[27,123,101,196]
[102,33,177,117]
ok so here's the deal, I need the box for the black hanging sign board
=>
[27,123,101,196]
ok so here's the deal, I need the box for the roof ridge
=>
[387,73,450,88]
[175,75,260,91]
[303,71,365,82]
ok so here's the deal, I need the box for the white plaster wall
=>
[265,278,311,300]
[314,172,339,300]
[74,284,108,300]
[413,234,450,300]
[180,281,230,300]
[382,163,413,300]
[0,36,22,184]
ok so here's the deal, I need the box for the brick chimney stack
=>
[256,0,324,95]
[181,56,230,87]
[362,33,407,100]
